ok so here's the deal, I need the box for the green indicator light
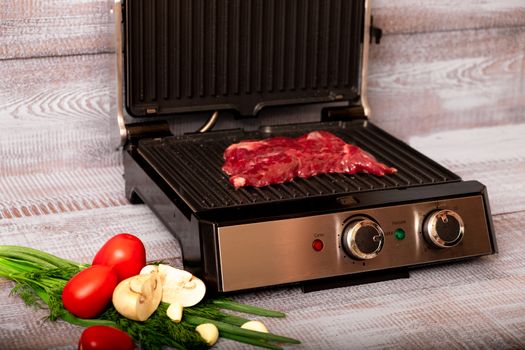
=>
[394,229,406,240]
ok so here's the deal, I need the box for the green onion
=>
[0,257,43,274]
[183,315,300,344]
[0,246,84,269]
[220,331,284,350]
[184,303,249,326]
[211,298,286,317]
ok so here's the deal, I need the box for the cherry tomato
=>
[78,325,135,350]
[92,233,146,281]
[62,265,118,319]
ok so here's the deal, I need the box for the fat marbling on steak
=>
[222,130,397,189]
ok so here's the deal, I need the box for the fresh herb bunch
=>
[0,245,300,350]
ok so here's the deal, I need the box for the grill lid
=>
[123,0,366,118]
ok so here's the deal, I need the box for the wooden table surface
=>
[1,1,525,349]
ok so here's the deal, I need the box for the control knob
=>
[342,217,384,260]
[423,209,464,248]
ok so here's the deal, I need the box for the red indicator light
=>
[312,239,324,252]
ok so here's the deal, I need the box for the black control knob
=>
[423,209,464,248]
[342,217,384,260]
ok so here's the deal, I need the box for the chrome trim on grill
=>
[115,0,127,148]
[361,0,372,118]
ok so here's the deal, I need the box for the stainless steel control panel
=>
[217,195,492,291]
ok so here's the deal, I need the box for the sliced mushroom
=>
[140,264,206,307]
[112,272,162,321]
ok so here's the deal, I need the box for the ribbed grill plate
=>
[137,121,461,212]
[125,0,363,116]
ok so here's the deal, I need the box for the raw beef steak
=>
[222,131,397,189]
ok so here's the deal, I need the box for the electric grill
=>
[115,0,497,292]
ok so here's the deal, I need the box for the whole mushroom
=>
[112,272,162,321]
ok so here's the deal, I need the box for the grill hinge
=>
[321,105,368,122]
[370,16,383,44]
[125,121,172,146]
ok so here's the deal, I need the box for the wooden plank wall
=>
[369,0,525,138]
[1,0,524,173]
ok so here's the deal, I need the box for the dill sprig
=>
[98,303,207,350]
[10,283,43,309]
[0,245,300,350]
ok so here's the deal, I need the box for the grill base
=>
[124,120,496,292]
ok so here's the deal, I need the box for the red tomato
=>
[78,325,135,350]
[62,265,118,319]
[92,233,146,281]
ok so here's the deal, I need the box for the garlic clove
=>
[112,272,162,321]
[166,302,184,323]
[195,323,219,346]
[241,320,269,333]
